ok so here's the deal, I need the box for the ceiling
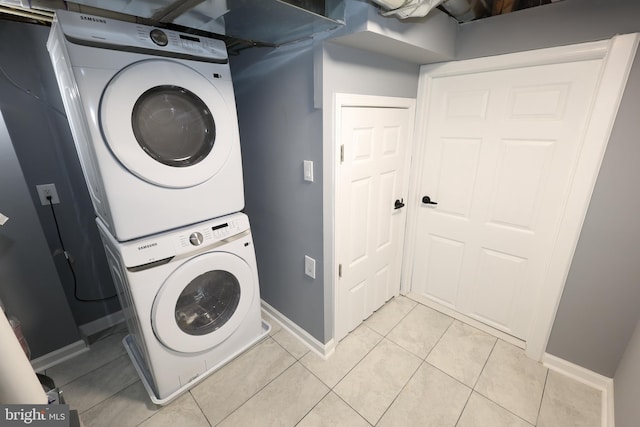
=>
[0,0,560,52]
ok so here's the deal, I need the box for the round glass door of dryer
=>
[100,59,236,189]
[151,252,255,353]
[131,86,215,168]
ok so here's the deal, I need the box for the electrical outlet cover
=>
[36,183,60,205]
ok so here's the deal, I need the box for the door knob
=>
[394,198,405,209]
[422,196,438,205]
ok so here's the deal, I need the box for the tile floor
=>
[43,296,602,426]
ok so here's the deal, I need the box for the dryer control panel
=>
[113,213,250,268]
[54,9,228,63]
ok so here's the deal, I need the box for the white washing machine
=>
[96,212,269,405]
[47,10,245,241]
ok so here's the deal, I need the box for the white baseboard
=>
[31,339,89,373]
[261,300,335,359]
[78,310,125,338]
[543,353,615,427]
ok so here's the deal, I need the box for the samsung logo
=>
[138,243,158,250]
[80,15,107,24]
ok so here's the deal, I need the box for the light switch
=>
[305,255,316,279]
[303,160,314,182]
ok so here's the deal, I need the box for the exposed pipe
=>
[371,0,445,18]
[0,3,54,22]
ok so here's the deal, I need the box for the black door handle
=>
[394,199,405,209]
[422,196,438,205]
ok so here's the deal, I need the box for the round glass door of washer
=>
[152,252,255,353]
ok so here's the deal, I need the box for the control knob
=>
[150,29,168,46]
[189,232,204,246]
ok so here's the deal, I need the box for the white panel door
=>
[336,104,413,341]
[411,59,602,340]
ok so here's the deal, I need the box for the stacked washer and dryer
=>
[47,10,269,404]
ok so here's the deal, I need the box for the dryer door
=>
[151,251,255,353]
[100,59,236,189]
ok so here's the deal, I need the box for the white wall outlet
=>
[304,255,316,279]
[36,183,60,205]
[303,160,314,182]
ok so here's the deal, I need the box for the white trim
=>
[334,93,418,109]
[261,300,335,359]
[31,339,89,373]
[421,39,611,78]
[78,310,125,338]
[321,47,336,352]
[407,33,640,362]
[527,33,639,361]
[332,93,417,342]
[543,353,615,427]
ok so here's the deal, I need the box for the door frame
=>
[330,94,416,343]
[403,34,639,361]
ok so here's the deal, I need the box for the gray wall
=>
[231,40,326,341]
[547,51,640,377]
[0,111,81,358]
[614,317,640,427]
[0,21,120,326]
[321,42,420,100]
[231,36,419,343]
[455,0,640,59]
[320,42,420,338]
[456,0,640,377]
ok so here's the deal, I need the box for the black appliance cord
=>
[47,196,117,302]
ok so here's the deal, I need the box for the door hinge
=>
[338,263,342,278]
[340,145,344,163]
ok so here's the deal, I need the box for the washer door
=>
[152,252,255,353]
[100,59,235,188]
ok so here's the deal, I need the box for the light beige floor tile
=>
[63,354,139,412]
[537,370,601,427]
[138,392,209,427]
[363,295,417,336]
[272,328,310,359]
[378,363,471,427]
[426,320,496,387]
[457,392,533,427]
[190,337,295,425]
[475,340,547,425]
[300,324,382,388]
[80,382,158,427]
[45,331,127,387]
[334,338,421,425]
[218,363,328,427]
[297,392,370,427]
[387,304,453,359]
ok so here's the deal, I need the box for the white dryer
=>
[47,10,245,241]
[96,212,268,405]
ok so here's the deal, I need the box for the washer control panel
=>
[115,213,250,268]
[176,215,247,250]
